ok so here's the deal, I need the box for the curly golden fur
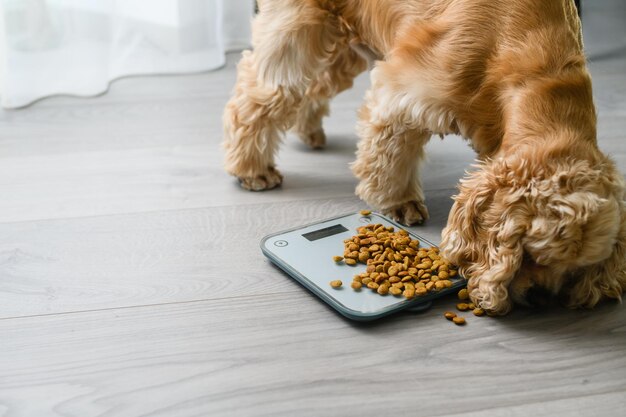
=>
[222,0,626,314]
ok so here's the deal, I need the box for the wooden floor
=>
[1,2,625,416]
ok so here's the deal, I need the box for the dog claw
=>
[237,167,283,191]
[385,200,429,226]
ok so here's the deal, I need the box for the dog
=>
[222,0,626,315]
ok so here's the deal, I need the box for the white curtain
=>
[0,0,253,108]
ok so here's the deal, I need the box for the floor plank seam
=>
[0,290,303,322]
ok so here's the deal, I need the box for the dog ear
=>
[566,207,626,307]
[525,190,619,266]
[440,162,499,265]
[441,160,528,314]
[565,185,626,308]
[521,158,625,307]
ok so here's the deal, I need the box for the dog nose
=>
[525,286,554,307]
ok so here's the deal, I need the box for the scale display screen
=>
[302,224,348,241]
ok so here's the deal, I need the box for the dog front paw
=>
[469,283,512,316]
[384,200,429,226]
[237,166,283,191]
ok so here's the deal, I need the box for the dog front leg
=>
[352,79,431,225]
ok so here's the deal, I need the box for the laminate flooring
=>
[1,2,625,416]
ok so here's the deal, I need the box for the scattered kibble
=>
[456,303,470,311]
[473,307,485,316]
[458,288,469,300]
[452,316,466,325]
[332,255,343,262]
[360,209,372,216]
[444,312,457,320]
[351,281,362,290]
[330,280,342,289]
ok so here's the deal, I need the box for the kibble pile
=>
[326,211,489,326]
[329,217,460,300]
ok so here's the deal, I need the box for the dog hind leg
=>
[292,97,329,149]
[223,2,346,190]
[292,47,368,149]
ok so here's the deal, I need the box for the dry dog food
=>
[472,307,485,316]
[330,280,342,289]
[456,303,470,311]
[444,312,457,320]
[441,290,487,325]
[360,209,372,216]
[452,316,466,325]
[332,222,459,300]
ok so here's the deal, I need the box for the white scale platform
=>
[261,212,466,321]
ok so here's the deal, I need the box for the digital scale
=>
[261,212,466,321]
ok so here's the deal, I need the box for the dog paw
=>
[469,285,512,316]
[385,200,429,226]
[299,128,326,149]
[237,166,283,191]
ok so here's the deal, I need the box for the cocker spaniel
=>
[222,0,626,314]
